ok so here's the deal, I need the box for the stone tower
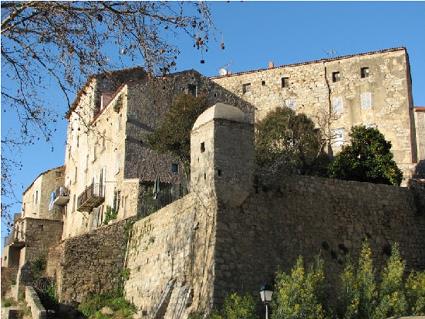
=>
[190,103,254,206]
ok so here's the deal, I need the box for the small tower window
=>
[361,67,370,78]
[242,83,251,94]
[187,84,197,97]
[332,72,340,82]
[217,169,222,177]
[261,80,266,86]
[171,163,179,174]
[281,77,289,88]
[200,142,205,153]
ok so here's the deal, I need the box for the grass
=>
[78,293,136,319]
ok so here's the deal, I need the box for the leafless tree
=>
[1,1,215,226]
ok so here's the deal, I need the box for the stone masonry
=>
[212,47,422,180]
[30,103,425,318]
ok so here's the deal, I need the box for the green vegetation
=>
[147,93,209,175]
[329,126,402,186]
[272,256,327,319]
[190,242,425,319]
[255,107,329,176]
[103,206,118,225]
[189,292,258,319]
[2,297,16,307]
[273,242,425,318]
[78,293,136,319]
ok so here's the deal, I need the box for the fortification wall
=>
[124,193,217,318]
[48,217,135,304]
[213,175,425,303]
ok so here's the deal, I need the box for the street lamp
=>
[260,284,273,319]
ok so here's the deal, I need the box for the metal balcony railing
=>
[77,183,105,212]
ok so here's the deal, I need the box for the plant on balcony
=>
[103,206,118,225]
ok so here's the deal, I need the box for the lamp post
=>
[260,284,273,319]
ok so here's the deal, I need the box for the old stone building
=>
[211,47,424,180]
[2,47,425,317]
[62,68,252,239]
[44,103,425,318]
[2,166,65,298]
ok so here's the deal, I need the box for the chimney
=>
[268,61,274,69]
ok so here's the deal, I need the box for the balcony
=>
[3,229,25,248]
[77,183,105,212]
[51,186,70,207]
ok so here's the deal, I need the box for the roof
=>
[66,68,203,120]
[66,67,146,119]
[193,103,249,130]
[414,106,425,112]
[23,165,65,195]
[210,47,407,79]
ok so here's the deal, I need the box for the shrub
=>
[255,107,329,176]
[329,126,402,185]
[373,244,407,319]
[103,206,118,225]
[272,256,327,319]
[405,271,425,315]
[78,293,136,319]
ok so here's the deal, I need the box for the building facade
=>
[211,47,423,180]
[62,68,252,238]
[2,166,65,298]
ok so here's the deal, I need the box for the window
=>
[285,99,297,110]
[281,77,289,88]
[200,142,205,153]
[217,169,222,177]
[74,167,78,183]
[361,92,372,109]
[361,67,370,78]
[332,96,343,114]
[242,83,251,94]
[35,191,38,204]
[187,84,197,97]
[115,151,120,175]
[332,72,340,82]
[261,80,266,86]
[171,163,179,174]
[93,145,97,162]
[333,128,345,147]
[72,194,76,212]
[77,135,79,148]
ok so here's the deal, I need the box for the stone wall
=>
[124,193,217,318]
[414,109,425,162]
[212,48,417,179]
[21,218,63,264]
[50,217,135,304]
[213,174,425,304]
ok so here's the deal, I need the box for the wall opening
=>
[242,83,251,94]
[361,67,370,78]
[200,142,205,153]
[281,77,289,88]
[332,71,340,82]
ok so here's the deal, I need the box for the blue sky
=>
[2,1,425,238]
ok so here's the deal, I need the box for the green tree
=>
[222,292,258,319]
[405,271,425,315]
[147,93,209,176]
[255,107,329,176]
[340,241,376,319]
[272,256,327,319]
[373,243,407,319]
[329,126,402,185]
